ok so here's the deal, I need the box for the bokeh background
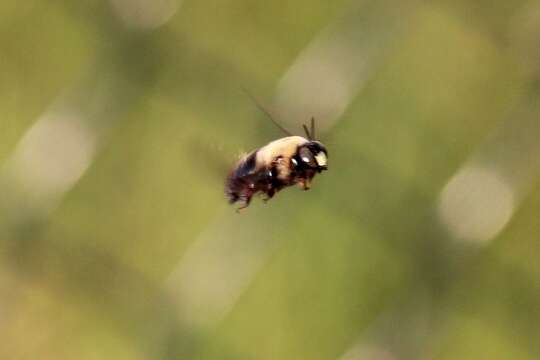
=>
[2,0,540,359]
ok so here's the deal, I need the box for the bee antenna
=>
[302,124,312,140]
[241,88,292,136]
[302,117,316,140]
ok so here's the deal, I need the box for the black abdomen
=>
[225,152,258,204]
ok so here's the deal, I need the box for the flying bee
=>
[225,94,328,210]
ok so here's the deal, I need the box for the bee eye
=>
[299,147,316,167]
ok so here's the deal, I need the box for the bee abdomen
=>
[225,175,251,204]
[225,152,258,204]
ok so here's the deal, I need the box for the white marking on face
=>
[315,152,327,166]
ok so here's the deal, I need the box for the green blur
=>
[1,0,540,359]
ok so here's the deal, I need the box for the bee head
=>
[296,141,328,172]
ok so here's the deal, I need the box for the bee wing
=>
[187,138,236,180]
[230,151,258,178]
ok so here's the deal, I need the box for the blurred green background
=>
[2,0,540,359]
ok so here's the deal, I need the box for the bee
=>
[225,95,328,210]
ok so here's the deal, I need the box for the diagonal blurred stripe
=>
[165,210,278,328]
[438,102,540,244]
[0,1,176,225]
[274,0,416,135]
[110,0,183,29]
[0,109,97,216]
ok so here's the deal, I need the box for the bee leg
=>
[299,173,315,191]
[227,192,239,204]
[262,187,275,203]
[257,163,277,204]
[236,194,252,212]
[298,178,311,191]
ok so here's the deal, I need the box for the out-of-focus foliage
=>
[1,0,540,359]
